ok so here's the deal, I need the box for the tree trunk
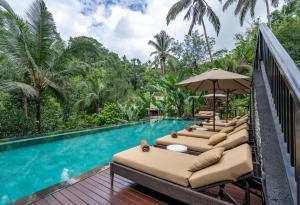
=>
[35,90,42,134]
[23,95,29,118]
[265,0,272,29]
[201,19,213,63]
[160,60,165,75]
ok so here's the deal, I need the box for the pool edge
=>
[10,164,110,205]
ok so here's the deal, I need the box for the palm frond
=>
[0,0,15,14]
[222,0,236,11]
[0,81,38,97]
[148,40,160,51]
[234,0,244,16]
[43,77,66,102]
[240,1,251,26]
[206,6,221,35]
[150,51,160,56]
[26,0,57,68]
[250,0,257,17]
[270,0,279,7]
[166,0,192,25]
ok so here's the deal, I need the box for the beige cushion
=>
[236,117,249,127]
[156,129,248,153]
[220,126,235,133]
[113,146,195,186]
[189,143,253,188]
[189,147,225,172]
[215,129,249,150]
[208,133,227,145]
[178,129,217,139]
[228,123,249,135]
[225,119,238,127]
[204,125,224,131]
[156,135,213,152]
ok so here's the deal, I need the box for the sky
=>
[7,0,285,62]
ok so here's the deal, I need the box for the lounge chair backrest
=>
[229,123,249,135]
[214,129,249,150]
[235,117,249,127]
[188,143,253,188]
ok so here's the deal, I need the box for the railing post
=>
[295,104,300,205]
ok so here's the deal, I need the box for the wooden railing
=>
[255,23,300,204]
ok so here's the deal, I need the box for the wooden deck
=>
[28,166,262,205]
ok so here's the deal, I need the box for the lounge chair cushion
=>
[156,135,213,152]
[228,123,249,135]
[189,143,253,188]
[203,125,224,131]
[214,129,249,150]
[113,146,194,187]
[208,133,227,145]
[219,126,235,133]
[189,147,225,172]
[178,129,217,139]
[236,117,249,127]
[225,119,238,127]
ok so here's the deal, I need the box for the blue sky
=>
[8,0,285,62]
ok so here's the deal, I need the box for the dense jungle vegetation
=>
[0,0,299,138]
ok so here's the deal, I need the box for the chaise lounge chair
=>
[156,129,249,154]
[182,123,249,139]
[203,116,249,131]
[111,143,254,205]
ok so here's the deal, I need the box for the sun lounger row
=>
[110,115,257,205]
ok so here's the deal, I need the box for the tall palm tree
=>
[166,0,221,62]
[148,30,174,76]
[0,0,67,133]
[222,0,280,28]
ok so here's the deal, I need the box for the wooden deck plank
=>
[44,195,61,205]
[52,192,74,205]
[59,189,87,205]
[29,166,262,205]
[67,186,99,205]
[34,199,50,205]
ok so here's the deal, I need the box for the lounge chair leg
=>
[218,184,225,197]
[243,180,250,205]
[110,167,114,188]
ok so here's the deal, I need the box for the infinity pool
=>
[0,119,193,204]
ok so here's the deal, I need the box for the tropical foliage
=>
[0,0,297,138]
[166,0,221,62]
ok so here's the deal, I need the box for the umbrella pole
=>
[213,81,216,131]
[192,97,195,118]
[226,90,229,123]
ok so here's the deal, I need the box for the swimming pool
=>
[0,119,193,204]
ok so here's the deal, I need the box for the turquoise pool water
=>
[0,119,193,204]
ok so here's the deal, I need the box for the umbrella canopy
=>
[178,69,251,131]
[178,69,251,92]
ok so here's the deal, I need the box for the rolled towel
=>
[185,126,193,132]
[171,132,178,138]
[140,140,150,152]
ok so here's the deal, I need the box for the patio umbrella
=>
[177,68,251,131]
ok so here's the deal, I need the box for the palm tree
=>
[148,31,174,76]
[166,0,221,62]
[0,0,67,133]
[222,0,280,28]
[75,78,108,114]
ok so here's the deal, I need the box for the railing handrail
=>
[259,23,300,105]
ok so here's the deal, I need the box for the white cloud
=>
[6,0,286,62]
